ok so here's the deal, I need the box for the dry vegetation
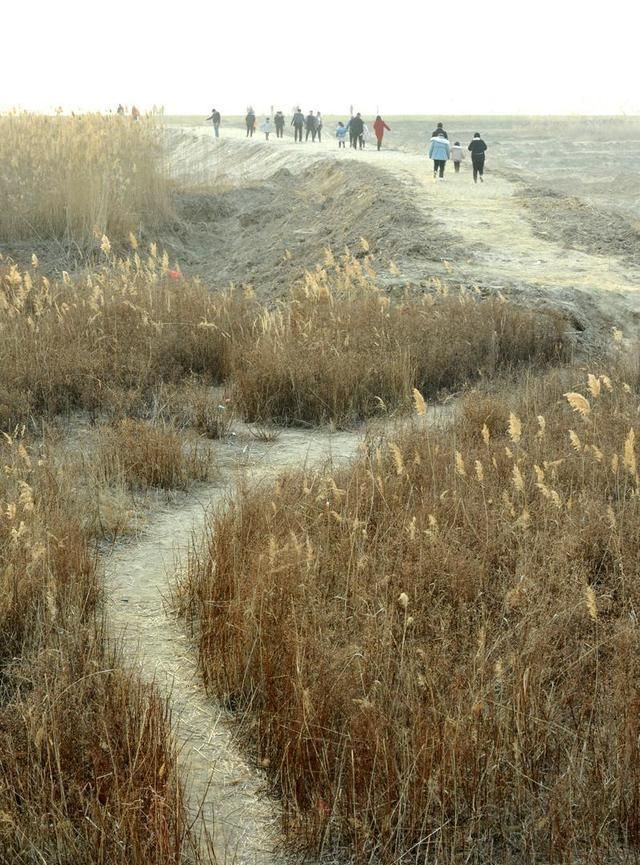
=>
[178,368,640,863]
[0,434,199,863]
[0,113,170,252]
[0,248,567,432]
[1,110,614,863]
[230,254,568,426]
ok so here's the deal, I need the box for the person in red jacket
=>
[373,115,390,151]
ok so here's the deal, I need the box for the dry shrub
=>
[0,435,197,862]
[97,419,211,490]
[230,257,569,426]
[0,113,170,250]
[180,369,640,863]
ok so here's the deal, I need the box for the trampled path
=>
[105,426,363,863]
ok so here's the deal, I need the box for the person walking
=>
[316,111,323,142]
[274,111,285,138]
[349,112,364,149]
[336,121,347,148]
[206,108,221,138]
[116,103,125,116]
[245,107,256,137]
[305,111,317,142]
[429,130,451,179]
[431,121,448,139]
[260,117,273,140]
[373,115,390,151]
[131,105,140,121]
[291,108,304,142]
[450,141,465,172]
[468,132,488,182]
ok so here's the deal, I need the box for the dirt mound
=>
[517,186,640,266]
[163,158,463,298]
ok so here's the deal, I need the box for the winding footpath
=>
[105,426,362,863]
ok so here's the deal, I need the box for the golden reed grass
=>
[180,369,640,863]
[0,434,200,862]
[0,113,170,251]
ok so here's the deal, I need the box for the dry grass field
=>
[1,110,638,864]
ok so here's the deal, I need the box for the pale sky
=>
[4,0,639,116]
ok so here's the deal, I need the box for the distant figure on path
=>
[116,103,125,116]
[316,111,323,142]
[245,107,256,137]
[131,105,140,121]
[291,108,304,142]
[431,121,448,139]
[450,141,465,172]
[274,111,285,138]
[373,115,390,151]
[305,111,317,142]
[360,122,370,149]
[260,117,273,140]
[336,121,347,148]
[349,112,364,149]
[468,132,488,182]
[206,108,221,137]
[429,131,451,179]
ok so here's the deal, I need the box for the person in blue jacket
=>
[428,131,451,179]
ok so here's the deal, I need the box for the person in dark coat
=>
[305,111,317,142]
[245,107,256,137]
[349,112,364,149]
[468,132,488,182]
[206,108,221,137]
[431,121,448,139]
[291,108,305,142]
[274,111,285,138]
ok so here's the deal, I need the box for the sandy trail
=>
[180,125,640,342]
[106,424,364,863]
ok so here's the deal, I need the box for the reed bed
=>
[230,255,569,426]
[179,369,640,863]
[0,251,567,432]
[0,113,170,251]
[0,251,254,428]
[0,434,199,863]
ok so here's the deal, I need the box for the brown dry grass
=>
[179,367,640,863]
[0,113,170,252]
[0,434,199,863]
[230,257,569,426]
[97,418,212,489]
[0,253,255,429]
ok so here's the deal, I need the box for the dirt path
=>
[106,424,364,863]
[175,125,640,345]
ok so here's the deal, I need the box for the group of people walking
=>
[428,123,488,182]
[204,108,488,180]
